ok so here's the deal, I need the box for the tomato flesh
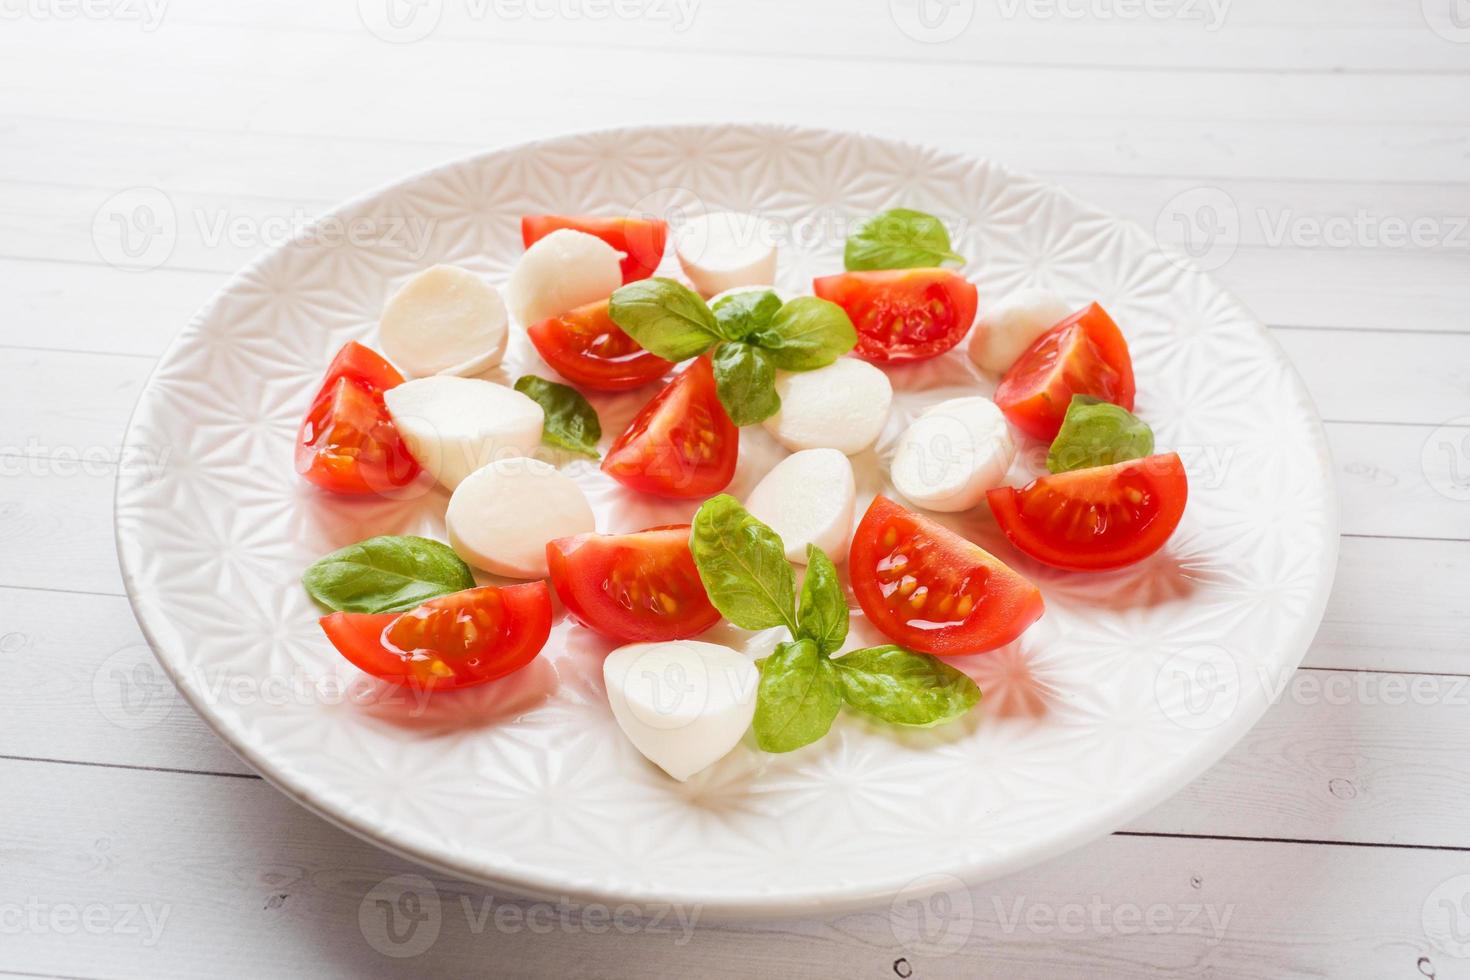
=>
[987,453,1187,571]
[848,496,1044,656]
[522,214,669,283]
[320,583,552,689]
[602,356,738,498]
[527,299,674,391]
[813,269,978,363]
[295,342,420,495]
[994,303,1136,441]
[547,524,720,643]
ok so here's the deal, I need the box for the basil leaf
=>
[832,645,981,727]
[711,288,782,341]
[711,342,780,427]
[797,544,848,655]
[302,535,476,614]
[514,375,602,459]
[607,277,720,361]
[753,639,843,752]
[690,495,798,634]
[747,297,857,371]
[1047,395,1154,473]
[844,208,965,271]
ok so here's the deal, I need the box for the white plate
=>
[115,124,1337,917]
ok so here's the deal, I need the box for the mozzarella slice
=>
[603,640,758,782]
[383,376,544,490]
[378,265,509,378]
[744,448,855,563]
[506,228,623,326]
[762,358,893,456]
[675,211,777,297]
[967,287,1071,374]
[890,397,1016,512]
[446,457,595,579]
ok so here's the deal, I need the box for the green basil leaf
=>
[747,297,857,371]
[797,544,848,655]
[710,342,780,427]
[711,288,782,341]
[832,645,981,727]
[513,374,602,459]
[302,535,476,614]
[690,494,798,634]
[1046,394,1154,473]
[753,638,843,752]
[844,208,965,271]
[607,277,720,361]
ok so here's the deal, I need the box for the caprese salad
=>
[295,206,1188,781]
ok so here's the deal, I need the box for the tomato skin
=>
[295,342,420,495]
[813,269,978,363]
[526,299,674,392]
[602,357,739,499]
[522,214,669,283]
[986,453,1187,571]
[320,583,552,690]
[848,496,1044,656]
[547,525,720,643]
[994,303,1136,442]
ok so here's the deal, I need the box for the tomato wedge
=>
[986,453,1188,571]
[522,214,669,283]
[547,524,720,643]
[526,299,674,392]
[849,496,1044,656]
[295,341,420,495]
[602,356,738,498]
[813,269,978,363]
[994,303,1136,442]
[320,583,552,690]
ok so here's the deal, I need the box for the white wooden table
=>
[2,2,1467,976]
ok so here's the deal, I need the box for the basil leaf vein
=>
[711,342,781,427]
[831,645,981,727]
[844,208,965,271]
[302,535,475,614]
[711,288,782,342]
[753,638,843,752]
[689,495,798,634]
[607,277,720,361]
[796,544,848,655]
[748,297,857,371]
[1046,394,1154,473]
[514,374,602,459]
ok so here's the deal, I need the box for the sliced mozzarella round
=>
[378,265,509,378]
[967,287,1071,374]
[603,640,758,782]
[506,228,623,326]
[383,376,543,490]
[890,397,1016,512]
[744,448,855,563]
[762,358,893,456]
[675,211,777,297]
[446,457,594,579]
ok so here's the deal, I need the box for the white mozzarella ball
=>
[378,265,509,378]
[762,358,893,456]
[603,640,758,782]
[446,457,594,579]
[383,376,543,490]
[967,287,1071,374]
[506,228,623,326]
[744,448,855,564]
[890,397,1016,512]
[675,211,777,297]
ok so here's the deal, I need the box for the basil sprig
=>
[1047,395,1154,473]
[689,496,982,753]
[514,374,602,459]
[302,535,475,614]
[608,280,855,427]
[844,208,965,271]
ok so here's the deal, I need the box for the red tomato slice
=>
[546,524,720,643]
[602,356,738,498]
[526,299,674,392]
[320,583,552,690]
[849,496,1044,656]
[522,214,669,283]
[295,342,420,495]
[986,453,1188,571]
[994,303,1136,442]
[813,269,978,363]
